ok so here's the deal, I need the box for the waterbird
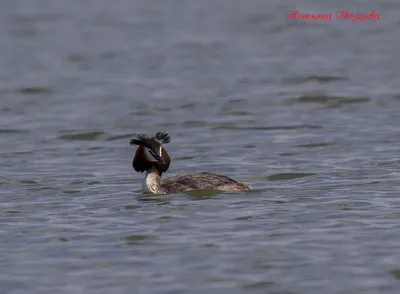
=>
[130,132,250,194]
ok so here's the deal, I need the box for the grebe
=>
[130,132,250,195]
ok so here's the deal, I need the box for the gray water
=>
[1,0,400,293]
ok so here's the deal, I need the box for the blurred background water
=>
[1,0,400,293]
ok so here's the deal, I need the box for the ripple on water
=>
[295,142,338,149]
[122,235,153,246]
[391,269,400,280]
[17,86,53,94]
[59,132,105,141]
[0,129,29,134]
[244,281,275,289]
[287,92,370,107]
[283,75,347,85]
[211,124,322,131]
[267,173,317,181]
[105,134,134,141]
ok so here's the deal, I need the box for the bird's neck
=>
[143,166,166,194]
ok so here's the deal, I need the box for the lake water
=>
[1,0,400,293]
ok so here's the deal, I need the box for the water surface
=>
[1,0,400,293]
